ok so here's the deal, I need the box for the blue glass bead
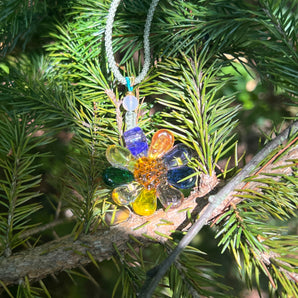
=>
[123,93,138,111]
[103,167,134,187]
[162,143,194,169]
[123,127,148,157]
[125,111,137,131]
[167,166,197,189]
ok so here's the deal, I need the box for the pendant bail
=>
[125,77,134,92]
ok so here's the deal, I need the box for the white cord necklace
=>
[105,0,160,87]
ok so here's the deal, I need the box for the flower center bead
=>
[134,157,167,189]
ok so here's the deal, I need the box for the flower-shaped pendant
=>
[103,127,196,216]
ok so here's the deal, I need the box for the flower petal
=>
[106,145,136,171]
[156,182,184,209]
[148,129,174,159]
[162,143,194,169]
[132,188,157,216]
[112,182,143,205]
[123,127,148,157]
[103,167,134,187]
[104,205,131,225]
[167,166,197,189]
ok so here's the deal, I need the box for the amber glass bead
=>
[112,182,143,205]
[134,157,167,189]
[106,145,136,171]
[156,183,184,209]
[132,189,157,216]
[105,206,131,225]
[148,129,174,159]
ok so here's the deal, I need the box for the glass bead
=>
[167,166,197,189]
[105,206,131,225]
[123,93,138,111]
[162,143,194,169]
[134,156,167,189]
[156,183,184,209]
[106,145,136,171]
[112,182,143,205]
[148,129,174,159]
[123,127,148,157]
[125,111,137,131]
[132,188,157,216]
[103,167,134,187]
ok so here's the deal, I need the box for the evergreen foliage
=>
[0,0,297,297]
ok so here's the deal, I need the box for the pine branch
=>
[138,120,298,297]
[0,121,296,287]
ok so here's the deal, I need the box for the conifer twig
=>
[138,121,298,297]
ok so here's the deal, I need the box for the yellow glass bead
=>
[148,129,174,159]
[106,145,136,171]
[133,157,167,189]
[132,189,157,216]
[112,182,143,205]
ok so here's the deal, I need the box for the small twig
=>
[105,89,123,137]
[138,121,298,297]
[241,135,298,189]
[20,219,73,239]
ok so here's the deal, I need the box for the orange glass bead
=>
[133,157,167,189]
[148,129,174,159]
[132,189,157,216]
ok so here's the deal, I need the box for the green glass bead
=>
[112,182,143,205]
[156,183,184,209]
[106,145,136,171]
[132,189,157,216]
[103,167,134,187]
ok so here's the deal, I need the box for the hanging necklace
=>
[105,0,160,131]
[103,0,197,220]
[105,0,160,86]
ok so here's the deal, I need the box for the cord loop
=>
[105,0,160,85]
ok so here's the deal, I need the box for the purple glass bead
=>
[123,127,148,157]
[167,166,196,189]
[162,143,194,169]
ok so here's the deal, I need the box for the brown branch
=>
[0,123,297,288]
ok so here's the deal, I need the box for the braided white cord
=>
[105,0,160,86]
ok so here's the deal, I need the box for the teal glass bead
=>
[162,143,194,169]
[123,127,148,156]
[103,167,134,187]
[125,111,137,131]
[167,166,196,189]
[123,94,138,111]
[156,182,184,208]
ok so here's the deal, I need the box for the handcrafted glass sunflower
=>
[103,127,197,216]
